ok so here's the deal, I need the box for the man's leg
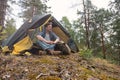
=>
[37,40,55,50]
[37,41,62,55]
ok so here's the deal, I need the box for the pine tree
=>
[18,0,50,21]
[0,0,8,31]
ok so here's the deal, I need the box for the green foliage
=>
[0,26,2,30]
[94,52,105,59]
[110,0,120,12]
[18,0,50,21]
[0,19,16,46]
[79,47,93,59]
[72,19,85,47]
[61,16,84,47]
[60,16,76,40]
[5,18,16,37]
[0,26,7,41]
[61,16,72,31]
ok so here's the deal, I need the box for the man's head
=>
[45,22,53,32]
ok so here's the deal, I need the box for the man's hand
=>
[46,41,54,44]
[53,38,59,44]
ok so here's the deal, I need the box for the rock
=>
[36,73,49,79]
[59,69,71,80]
[50,71,59,76]
[3,74,11,79]
[87,76,100,80]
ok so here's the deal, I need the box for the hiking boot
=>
[39,50,46,55]
[55,43,71,55]
[45,49,52,55]
[51,50,62,55]
[46,49,61,55]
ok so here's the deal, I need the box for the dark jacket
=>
[39,28,59,41]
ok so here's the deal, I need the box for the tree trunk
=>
[0,0,7,32]
[119,50,120,65]
[87,8,90,48]
[0,0,7,45]
[118,44,120,65]
[99,24,106,59]
[83,0,90,49]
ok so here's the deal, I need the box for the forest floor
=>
[0,52,120,80]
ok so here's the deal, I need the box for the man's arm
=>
[53,38,60,44]
[36,35,54,44]
[51,32,60,44]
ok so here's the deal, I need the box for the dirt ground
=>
[0,53,120,80]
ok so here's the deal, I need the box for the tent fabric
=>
[12,36,33,55]
[2,14,79,54]
[39,16,52,32]
[27,15,52,43]
[3,14,51,49]
[52,27,69,43]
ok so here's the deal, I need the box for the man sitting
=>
[36,22,60,54]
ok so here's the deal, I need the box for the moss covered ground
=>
[0,53,120,80]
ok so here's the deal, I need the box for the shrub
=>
[79,47,93,59]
